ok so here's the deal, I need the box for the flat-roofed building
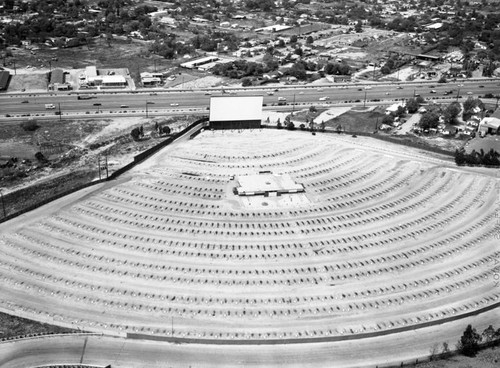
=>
[235,173,304,196]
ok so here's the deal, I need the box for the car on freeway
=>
[364,86,372,90]
[479,85,484,88]
[149,92,157,96]
[120,105,129,108]
[170,103,179,106]
[397,86,403,89]
[467,91,473,95]
[385,92,390,95]
[319,96,330,101]
[278,97,287,101]
[21,100,29,103]
[357,88,363,91]
[430,90,437,94]
[205,91,212,95]
[266,91,274,95]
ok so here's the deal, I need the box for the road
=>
[0,310,497,368]
[0,80,499,118]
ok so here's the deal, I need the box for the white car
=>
[319,96,330,101]
[266,91,274,95]
[364,86,372,90]
[170,103,179,106]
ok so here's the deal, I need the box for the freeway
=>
[0,79,499,118]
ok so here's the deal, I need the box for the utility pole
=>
[364,90,367,108]
[292,94,296,115]
[98,156,101,180]
[0,189,6,218]
[58,102,62,121]
[105,152,108,179]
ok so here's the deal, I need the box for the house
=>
[478,117,500,137]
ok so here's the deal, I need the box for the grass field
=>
[325,107,385,133]
[0,311,76,340]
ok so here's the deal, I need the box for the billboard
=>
[209,96,263,122]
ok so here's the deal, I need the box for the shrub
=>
[130,127,141,140]
[20,120,39,131]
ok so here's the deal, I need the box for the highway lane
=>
[0,80,499,117]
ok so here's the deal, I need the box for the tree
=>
[419,111,440,130]
[306,36,314,44]
[455,147,466,165]
[35,151,48,163]
[241,77,252,87]
[442,342,451,358]
[381,115,394,126]
[443,102,461,125]
[161,126,171,135]
[286,121,295,130]
[354,20,363,33]
[319,121,325,132]
[429,343,439,361]
[457,324,481,357]
[482,325,496,343]
[406,98,419,113]
[131,127,141,140]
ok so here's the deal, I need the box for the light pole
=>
[363,90,367,108]
[0,188,6,218]
[456,86,461,102]
[58,102,62,121]
[145,101,153,118]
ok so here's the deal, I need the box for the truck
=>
[77,95,92,100]
[45,104,56,109]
